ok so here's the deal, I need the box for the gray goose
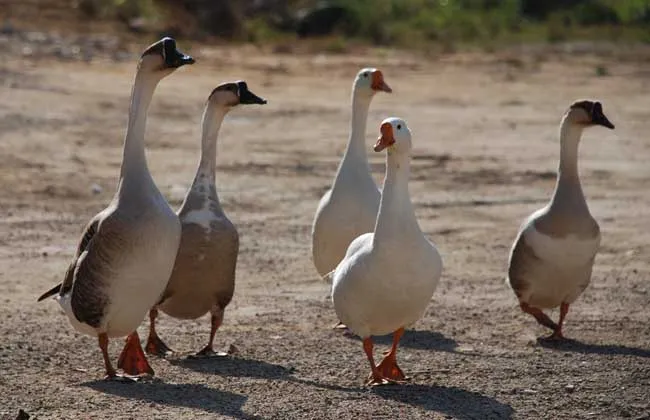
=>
[37,37,194,379]
[507,100,614,339]
[145,81,266,357]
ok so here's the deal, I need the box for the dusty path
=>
[1,33,650,419]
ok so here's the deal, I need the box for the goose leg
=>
[375,327,407,382]
[145,308,174,356]
[117,331,155,377]
[520,302,558,331]
[99,333,117,379]
[363,337,392,386]
[194,305,227,357]
[549,302,569,340]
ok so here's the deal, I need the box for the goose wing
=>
[37,216,100,302]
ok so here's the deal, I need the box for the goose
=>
[311,68,391,330]
[507,100,614,339]
[37,37,194,379]
[144,81,267,357]
[328,117,443,385]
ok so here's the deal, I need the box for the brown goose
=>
[37,37,194,379]
[145,81,266,357]
[507,100,614,339]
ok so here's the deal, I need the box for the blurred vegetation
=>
[79,0,650,48]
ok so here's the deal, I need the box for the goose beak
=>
[591,102,614,129]
[170,51,195,68]
[239,87,267,105]
[593,113,614,129]
[374,122,395,152]
[371,70,392,93]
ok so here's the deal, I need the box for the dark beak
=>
[591,102,614,129]
[161,38,195,68]
[169,51,195,68]
[593,113,614,129]
[238,83,267,105]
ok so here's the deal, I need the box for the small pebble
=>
[91,183,102,194]
[565,384,575,393]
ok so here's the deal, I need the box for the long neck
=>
[373,150,419,244]
[183,102,227,212]
[119,70,159,180]
[338,91,372,173]
[550,115,585,208]
[196,102,227,181]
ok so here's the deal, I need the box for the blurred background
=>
[2,2,650,419]
[2,0,650,56]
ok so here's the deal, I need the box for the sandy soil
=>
[1,29,650,419]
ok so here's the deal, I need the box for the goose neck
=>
[551,115,586,208]
[197,102,228,180]
[120,70,160,180]
[373,151,417,244]
[343,92,372,163]
[557,116,583,180]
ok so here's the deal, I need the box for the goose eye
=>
[363,72,369,78]
[397,124,402,130]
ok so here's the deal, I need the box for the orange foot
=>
[364,352,408,386]
[376,353,407,383]
[366,373,394,387]
[145,331,174,357]
[117,332,155,377]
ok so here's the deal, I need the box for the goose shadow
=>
[169,355,294,380]
[83,380,250,418]
[537,337,650,357]
[348,329,458,352]
[372,383,514,420]
[170,355,363,394]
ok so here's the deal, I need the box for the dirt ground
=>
[1,24,650,420]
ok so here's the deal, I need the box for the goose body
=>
[330,118,442,385]
[37,37,194,378]
[509,207,600,309]
[146,81,267,357]
[311,68,392,277]
[507,100,614,338]
[58,197,180,339]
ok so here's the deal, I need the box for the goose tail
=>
[37,283,62,302]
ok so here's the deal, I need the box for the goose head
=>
[373,117,411,155]
[138,37,195,78]
[207,81,267,111]
[354,68,392,97]
[565,100,615,130]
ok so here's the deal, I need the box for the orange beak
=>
[374,122,395,152]
[371,70,392,93]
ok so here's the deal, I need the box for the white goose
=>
[329,117,443,386]
[507,100,614,339]
[145,81,267,357]
[37,37,194,379]
[311,68,392,278]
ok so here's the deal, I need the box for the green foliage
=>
[320,0,525,47]
[320,0,650,48]
[81,0,650,49]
